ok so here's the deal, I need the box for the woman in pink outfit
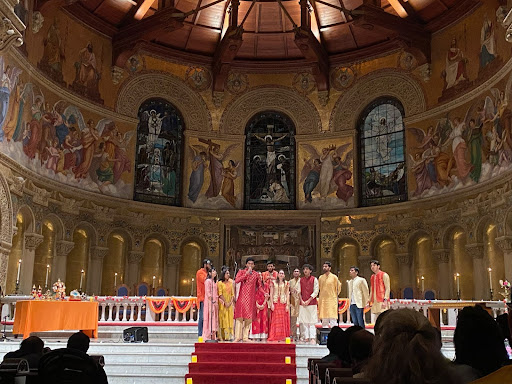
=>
[203,268,219,341]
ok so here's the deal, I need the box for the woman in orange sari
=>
[268,270,290,342]
[217,268,234,341]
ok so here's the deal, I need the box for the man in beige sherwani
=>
[318,261,341,328]
[289,268,301,340]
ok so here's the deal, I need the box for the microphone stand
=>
[336,271,341,326]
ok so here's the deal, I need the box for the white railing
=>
[1,295,198,324]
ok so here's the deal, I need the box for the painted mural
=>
[185,137,242,209]
[0,55,135,198]
[134,98,183,206]
[298,138,354,209]
[407,70,512,199]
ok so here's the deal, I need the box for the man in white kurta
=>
[297,264,319,343]
[318,261,341,328]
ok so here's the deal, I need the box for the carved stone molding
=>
[329,69,426,132]
[0,171,14,247]
[24,233,44,251]
[91,246,109,261]
[0,244,10,289]
[433,249,450,264]
[55,240,75,257]
[0,2,25,54]
[219,86,322,135]
[396,253,411,266]
[465,244,484,260]
[495,236,512,252]
[128,251,144,264]
[115,72,212,132]
[166,254,182,265]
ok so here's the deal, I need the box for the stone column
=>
[127,251,144,290]
[495,236,512,282]
[466,243,485,300]
[88,247,108,295]
[433,249,450,300]
[0,243,12,294]
[396,253,411,298]
[165,255,182,296]
[54,240,75,283]
[22,233,44,293]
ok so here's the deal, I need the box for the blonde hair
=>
[365,309,459,384]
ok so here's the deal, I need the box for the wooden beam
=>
[212,26,244,92]
[294,27,329,90]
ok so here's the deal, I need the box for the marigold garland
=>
[338,298,349,314]
[146,297,170,314]
[171,297,195,313]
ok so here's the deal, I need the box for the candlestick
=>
[191,278,195,296]
[114,272,118,288]
[16,259,22,284]
[456,273,460,299]
[80,269,84,291]
[488,268,493,290]
[152,275,156,289]
[421,276,425,293]
[45,264,50,288]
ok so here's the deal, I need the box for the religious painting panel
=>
[184,136,243,209]
[406,69,512,200]
[0,54,135,199]
[134,98,183,206]
[359,98,407,207]
[297,137,354,209]
[244,112,295,210]
[224,224,315,276]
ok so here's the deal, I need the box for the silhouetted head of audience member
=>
[350,329,374,374]
[67,332,90,353]
[373,308,393,337]
[496,313,511,341]
[365,308,460,384]
[19,336,44,356]
[454,306,508,377]
[344,325,363,362]
[322,326,349,366]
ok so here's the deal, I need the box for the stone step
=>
[106,373,184,384]
[105,362,188,375]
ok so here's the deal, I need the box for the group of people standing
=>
[195,258,390,343]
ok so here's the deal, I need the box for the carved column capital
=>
[55,240,75,257]
[433,249,450,264]
[465,243,484,260]
[128,251,144,264]
[166,254,182,266]
[91,247,109,261]
[495,236,512,252]
[24,233,44,251]
[0,5,25,54]
[396,253,411,266]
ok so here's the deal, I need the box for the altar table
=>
[13,301,99,339]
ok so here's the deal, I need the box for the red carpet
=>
[185,342,297,384]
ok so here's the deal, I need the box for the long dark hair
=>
[207,267,217,282]
[219,267,230,282]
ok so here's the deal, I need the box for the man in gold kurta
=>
[289,268,301,340]
[318,261,341,328]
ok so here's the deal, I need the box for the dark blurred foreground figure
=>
[349,329,374,377]
[39,331,108,384]
[453,306,509,383]
[365,308,461,384]
[321,326,349,367]
[3,336,44,369]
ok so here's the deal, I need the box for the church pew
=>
[333,378,370,384]
[315,362,338,384]
[325,368,353,384]
[308,358,323,384]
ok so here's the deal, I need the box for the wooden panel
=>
[81,0,104,12]
[322,25,358,53]
[236,34,256,58]
[350,24,389,49]
[95,1,132,25]
[157,24,194,50]
[184,27,219,53]
[256,35,287,58]
[315,3,344,27]
[258,3,283,32]
[196,2,226,28]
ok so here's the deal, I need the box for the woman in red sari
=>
[250,273,269,341]
[268,270,290,342]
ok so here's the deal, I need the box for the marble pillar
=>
[165,254,181,295]
[88,247,108,295]
[22,233,43,294]
[433,249,450,299]
[0,243,12,294]
[396,253,411,298]
[53,240,75,284]
[496,236,512,282]
[127,251,144,290]
[466,243,485,300]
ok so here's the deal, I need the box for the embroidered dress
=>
[203,278,218,341]
[217,279,234,340]
[268,281,290,341]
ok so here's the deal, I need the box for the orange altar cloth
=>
[13,301,99,339]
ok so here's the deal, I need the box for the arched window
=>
[245,111,295,210]
[134,98,184,205]
[359,98,407,207]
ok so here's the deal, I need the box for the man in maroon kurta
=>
[234,258,260,342]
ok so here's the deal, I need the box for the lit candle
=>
[488,268,493,291]
[114,272,118,288]
[152,275,156,289]
[80,269,84,291]
[456,273,460,294]
[421,276,425,292]
[16,259,22,284]
[45,264,50,288]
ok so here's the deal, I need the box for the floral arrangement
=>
[499,280,511,301]
[52,279,66,300]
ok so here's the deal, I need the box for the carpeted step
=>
[188,362,296,374]
[192,351,296,363]
[184,372,297,384]
[193,342,295,352]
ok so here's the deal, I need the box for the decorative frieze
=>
[128,251,144,264]
[465,244,484,260]
[91,247,109,261]
[433,249,450,264]
[55,240,75,257]
[166,255,182,266]
[24,233,44,251]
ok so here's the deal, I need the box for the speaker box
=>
[317,328,330,345]
[123,326,148,343]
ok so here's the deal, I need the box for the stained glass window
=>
[245,112,295,210]
[359,98,407,207]
[134,98,183,205]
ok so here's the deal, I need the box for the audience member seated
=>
[495,313,511,342]
[39,332,108,384]
[321,326,349,367]
[453,306,509,383]
[373,308,392,337]
[349,330,374,377]
[3,336,44,370]
[365,308,461,384]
